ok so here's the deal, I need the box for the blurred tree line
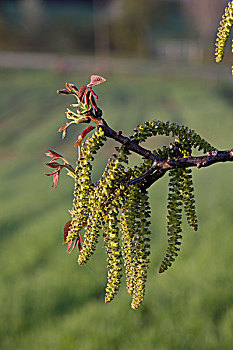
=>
[0,0,229,60]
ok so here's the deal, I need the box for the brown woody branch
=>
[140,149,233,190]
[90,110,233,189]
[152,149,233,170]
[89,109,159,162]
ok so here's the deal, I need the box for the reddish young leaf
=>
[81,125,95,138]
[74,126,95,147]
[90,94,98,111]
[58,123,69,140]
[78,85,88,102]
[87,75,106,87]
[45,167,61,188]
[77,239,82,251]
[45,149,63,159]
[85,91,91,109]
[78,232,84,243]
[45,162,62,169]
[74,135,82,147]
[63,220,72,242]
[89,87,98,99]
[66,83,79,95]
[52,170,60,188]
[62,129,67,140]
[57,88,71,95]
[67,240,73,253]
[45,169,59,176]
[58,124,67,133]
[68,238,78,253]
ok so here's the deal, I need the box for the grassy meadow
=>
[0,68,232,350]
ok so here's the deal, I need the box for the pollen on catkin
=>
[159,169,183,273]
[66,127,106,246]
[215,1,233,63]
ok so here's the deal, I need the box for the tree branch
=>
[89,110,159,162]
[131,149,233,190]
[152,149,233,170]
[89,110,233,189]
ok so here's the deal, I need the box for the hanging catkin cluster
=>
[67,127,107,251]
[129,121,215,274]
[121,175,151,309]
[45,77,216,309]
[215,1,233,72]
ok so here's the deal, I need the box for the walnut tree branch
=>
[90,110,233,189]
[89,109,159,162]
[140,149,233,190]
[152,149,233,170]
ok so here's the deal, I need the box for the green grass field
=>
[0,68,232,350]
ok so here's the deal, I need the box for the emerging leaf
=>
[45,149,64,160]
[78,86,88,102]
[63,220,72,242]
[66,83,79,95]
[74,126,95,147]
[57,88,71,95]
[87,75,106,87]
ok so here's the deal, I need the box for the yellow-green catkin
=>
[120,188,137,296]
[131,120,215,154]
[120,163,151,309]
[77,187,102,265]
[175,142,198,231]
[78,156,124,266]
[79,152,127,303]
[103,195,122,303]
[99,157,126,303]
[215,1,233,63]
[130,187,151,310]
[181,168,198,231]
[66,127,106,244]
[159,169,183,273]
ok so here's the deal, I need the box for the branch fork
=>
[89,109,233,190]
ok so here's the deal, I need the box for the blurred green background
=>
[0,1,233,350]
